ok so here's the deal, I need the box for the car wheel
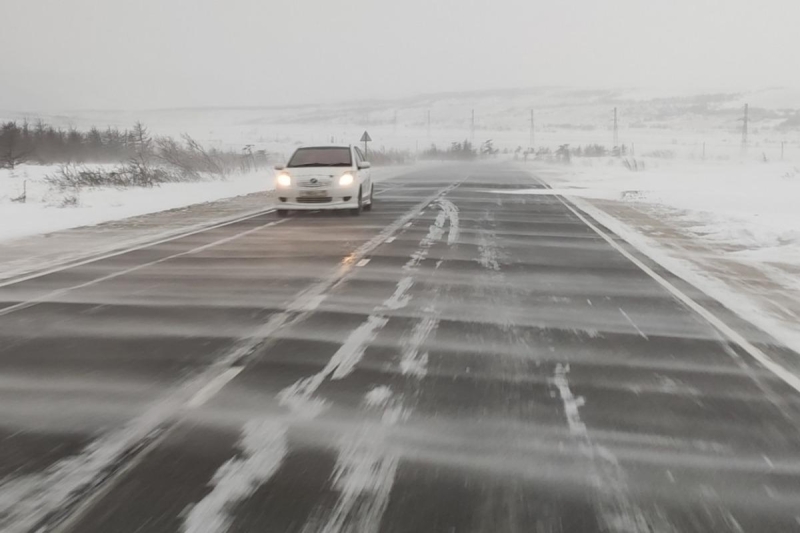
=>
[277,209,289,217]
[363,185,374,211]
[350,188,363,216]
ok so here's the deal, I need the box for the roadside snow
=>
[0,164,276,243]
[527,159,800,267]
[520,157,800,361]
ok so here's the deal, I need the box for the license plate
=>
[299,190,328,197]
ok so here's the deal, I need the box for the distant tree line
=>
[421,140,478,160]
[0,120,269,172]
[365,147,413,165]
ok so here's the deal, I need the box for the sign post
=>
[360,131,372,158]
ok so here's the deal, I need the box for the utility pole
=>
[613,107,619,147]
[781,140,785,160]
[427,110,431,139]
[470,109,475,145]
[741,103,749,154]
[530,110,535,151]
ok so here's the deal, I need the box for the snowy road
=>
[1,165,800,532]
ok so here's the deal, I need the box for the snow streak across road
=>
[1,165,800,532]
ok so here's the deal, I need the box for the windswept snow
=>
[0,165,276,243]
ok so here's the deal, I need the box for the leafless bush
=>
[59,193,80,208]
[44,163,182,193]
[622,158,646,171]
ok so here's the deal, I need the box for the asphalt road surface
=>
[1,165,800,533]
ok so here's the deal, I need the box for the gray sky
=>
[2,0,799,110]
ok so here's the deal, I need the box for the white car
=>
[273,145,373,216]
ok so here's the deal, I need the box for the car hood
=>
[283,167,352,178]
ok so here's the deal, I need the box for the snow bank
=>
[0,165,276,243]
[530,158,800,267]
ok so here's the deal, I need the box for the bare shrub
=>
[622,158,646,172]
[59,193,80,208]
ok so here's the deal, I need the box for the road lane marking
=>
[619,308,649,340]
[0,218,289,318]
[0,208,277,289]
[356,258,371,267]
[553,192,800,396]
[186,366,244,409]
[385,236,396,243]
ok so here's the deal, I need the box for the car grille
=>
[298,178,333,188]
[297,197,333,204]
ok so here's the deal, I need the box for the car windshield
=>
[287,147,352,167]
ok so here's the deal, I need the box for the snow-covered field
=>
[530,158,800,267]
[0,165,276,242]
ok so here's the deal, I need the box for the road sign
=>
[360,131,372,157]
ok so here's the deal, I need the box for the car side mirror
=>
[357,161,371,170]
[274,165,285,171]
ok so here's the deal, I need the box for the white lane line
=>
[186,367,244,409]
[356,258,371,267]
[0,218,289,318]
[0,208,276,289]
[182,420,287,533]
[385,236,397,244]
[554,193,800,396]
[619,308,649,340]
[403,222,412,228]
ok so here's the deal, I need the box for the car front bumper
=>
[275,186,360,210]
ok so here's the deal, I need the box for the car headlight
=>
[276,173,291,187]
[339,173,354,186]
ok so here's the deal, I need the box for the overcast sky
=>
[1,0,799,110]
